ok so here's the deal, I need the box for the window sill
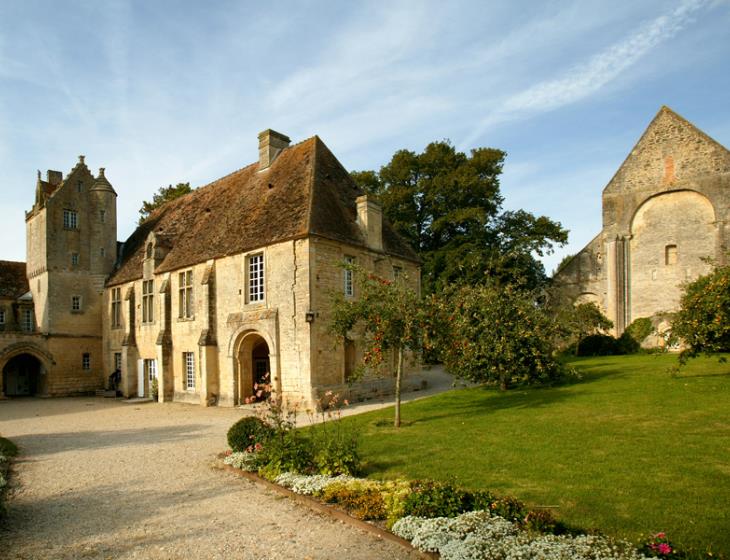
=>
[71,310,84,314]
[177,316,196,322]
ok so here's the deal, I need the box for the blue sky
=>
[1,0,729,273]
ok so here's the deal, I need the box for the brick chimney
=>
[356,195,383,251]
[258,129,290,169]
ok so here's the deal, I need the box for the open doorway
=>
[2,353,42,396]
[236,333,270,403]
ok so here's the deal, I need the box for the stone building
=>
[554,107,729,338]
[0,130,420,405]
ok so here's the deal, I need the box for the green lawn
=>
[342,354,730,555]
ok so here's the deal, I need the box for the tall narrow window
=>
[393,265,403,280]
[22,309,33,332]
[343,256,355,297]
[114,352,122,372]
[111,287,122,328]
[82,353,91,370]
[179,270,193,318]
[142,280,154,323]
[100,247,106,257]
[184,352,195,390]
[63,209,78,229]
[77,180,83,193]
[100,210,106,223]
[665,244,678,266]
[248,253,265,303]
[71,253,79,266]
[0,310,5,325]
[145,359,157,381]
[71,295,82,311]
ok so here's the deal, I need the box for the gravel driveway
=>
[0,397,419,559]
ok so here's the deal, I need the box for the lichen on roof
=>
[108,135,417,286]
[0,260,29,299]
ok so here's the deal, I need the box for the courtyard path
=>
[0,397,422,560]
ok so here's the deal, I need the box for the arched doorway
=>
[2,353,43,396]
[236,333,271,403]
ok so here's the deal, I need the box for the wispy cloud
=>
[460,0,709,149]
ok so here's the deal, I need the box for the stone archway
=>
[629,190,716,320]
[233,331,277,404]
[2,354,43,396]
[0,342,53,398]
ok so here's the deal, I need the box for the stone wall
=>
[553,107,729,337]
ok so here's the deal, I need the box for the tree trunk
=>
[394,345,403,428]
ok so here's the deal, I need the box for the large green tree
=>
[351,141,567,292]
[138,182,193,224]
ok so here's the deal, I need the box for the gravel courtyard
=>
[0,397,419,559]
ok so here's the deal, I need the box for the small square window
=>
[82,353,90,370]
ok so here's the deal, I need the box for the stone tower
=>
[24,156,117,393]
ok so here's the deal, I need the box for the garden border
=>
[217,461,437,560]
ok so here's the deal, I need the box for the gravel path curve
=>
[0,398,420,559]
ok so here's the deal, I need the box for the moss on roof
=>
[109,136,417,286]
[0,260,29,299]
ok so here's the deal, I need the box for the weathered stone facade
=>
[1,131,420,406]
[554,107,729,338]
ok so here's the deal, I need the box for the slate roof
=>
[108,136,418,286]
[0,260,29,299]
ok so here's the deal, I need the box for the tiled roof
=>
[0,260,29,299]
[108,136,418,286]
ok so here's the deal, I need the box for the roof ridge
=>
[602,105,730,195]
[659,105,730,154]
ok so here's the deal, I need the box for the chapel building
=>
[0,130,420,405]
[554,107,729,339]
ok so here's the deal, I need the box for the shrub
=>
[258,431,313,478]
[625,317,653,346]
[672,264,730,360]
[403,480,470,518]
[321,480,386,520]
[576,333,620,356]
[307,392,362,476]
[227,416,273,452]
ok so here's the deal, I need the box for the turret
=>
[89,167,118,275]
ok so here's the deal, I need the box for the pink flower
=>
[658,543,672,555]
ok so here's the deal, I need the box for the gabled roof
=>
[0,260,29,299]
[602,106,730,196]
[108,136,418,286]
